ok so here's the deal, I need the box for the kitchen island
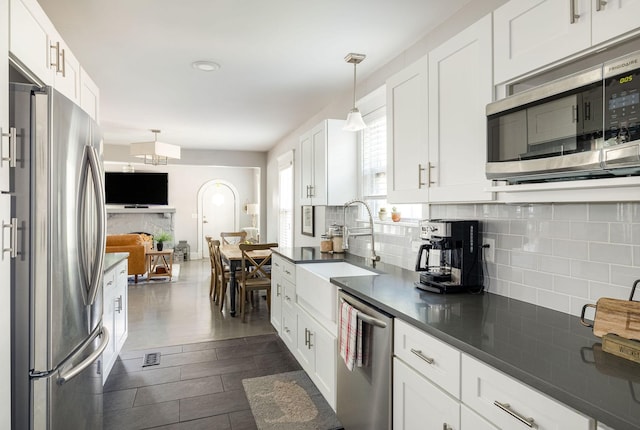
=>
[273,246,640,430]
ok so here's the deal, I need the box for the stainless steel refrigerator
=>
[10,83,108,429]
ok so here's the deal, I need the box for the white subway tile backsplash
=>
[538,255,571,275]
[589,243,633,266]
[553,239,588,260]
[570,260,609,282]
[537,290,570,314]
[553,275,588,298]
[331,201,640,318]
[589,281,632,301]
[554,203,589,221]
[511,251,538,270]
[570,221,608,242]
[609,264,640,287]
[610,223,633,244]
[523,270,553,290]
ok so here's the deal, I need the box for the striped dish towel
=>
[339,300,359,371]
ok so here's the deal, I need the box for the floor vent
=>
[142,352,161,367]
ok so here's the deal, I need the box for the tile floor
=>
[105,258,295,429]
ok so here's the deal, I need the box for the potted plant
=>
[154,230,172,251]
[391,206,401,222]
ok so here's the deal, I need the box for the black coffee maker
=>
[415,220,482,293]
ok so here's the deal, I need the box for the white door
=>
[201,182,237,258]
[592,0,640,46]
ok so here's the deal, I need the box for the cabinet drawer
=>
[273,255,295,284]
[282,278,296,313]
[394,319,461,398]
[461,354,593,430]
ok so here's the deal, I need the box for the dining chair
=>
[212,239,241,312]
[238,242,278,322]
[206,237,219,302]
[220,231,247,245]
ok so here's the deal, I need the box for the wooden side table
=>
[146,249,174,281]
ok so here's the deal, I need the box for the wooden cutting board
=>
[589,298,640,339]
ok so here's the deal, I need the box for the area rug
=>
[127,264,180,284]
[242,370,343,430]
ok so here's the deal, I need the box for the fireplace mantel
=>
[106,206,176,214]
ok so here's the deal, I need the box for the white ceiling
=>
[37,0,471,152]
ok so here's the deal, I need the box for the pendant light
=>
[129,129,181,166]
[343,53,367,132]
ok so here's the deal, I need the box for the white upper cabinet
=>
[427,13,493,203]
[9,0,97,113]
[494,0,591,84]
[386,56,429,203]
[592,0,640,45]
[299,119,356,206]
[9,0,54,84]
[495,0,640,84]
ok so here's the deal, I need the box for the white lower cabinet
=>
[102,259,128,384]
[461,354,594,430]
[461,405,498,430]
[295,306,336,409]
[393,357,460,430]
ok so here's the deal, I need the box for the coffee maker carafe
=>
[415,220,482,293]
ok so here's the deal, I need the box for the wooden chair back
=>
[220,231,247,245]
[238,242,278,322]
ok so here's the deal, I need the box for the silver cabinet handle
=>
[418,164,426,188]
[307,330,313,349]
[50,41,65,75]
[285,295,291,302]
[284,269,291,275]
[276,283,282,297]
[115,295,123,313]
[570,0,580,23]
[596,0,607,11]
[443,424,453,430]
[309,185,315,197]
[106,281,113,287]
[120,269,126,275]
[494,401,537,428]
[284,326,290,334]
[428,162,435,186]
[1,127,17,168]
[2,218,18,259]
[410,348,434,364]
[304,328,309,346]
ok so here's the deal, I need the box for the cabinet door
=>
[428,14,493,203]
[0,193,11,427]
[592,0,640,45]
[281,306,297,352]
[310,319,336,409]
[50,31,80,104]
[113,261,128,352]
[80,67,100,121]
[493,0,591,84]
[8,0,54,84]
[461,405,498,430]
[310,123,327,205]
[296,309,315,370]
[386,56,429,203]
[393,358,460,430]
[299,131,313,205]
[101,269,116,384]
[270,260,283,333]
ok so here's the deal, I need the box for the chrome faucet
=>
[343,199,380,264]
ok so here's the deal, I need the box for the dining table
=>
[219,244,273,316]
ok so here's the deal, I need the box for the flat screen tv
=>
[105,172,168,206]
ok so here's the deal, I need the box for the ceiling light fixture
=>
[129,129,181,166]
[192,60,221,72]
[343,53,367,132]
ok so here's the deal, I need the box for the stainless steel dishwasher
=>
[336,290,394,430]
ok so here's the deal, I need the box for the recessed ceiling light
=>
[192,60,221,72]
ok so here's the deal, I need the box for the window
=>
[359,87,422,221]
[277,151,294,248]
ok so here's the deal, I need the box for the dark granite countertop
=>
[104,252,128,273]
[273,247,640,430]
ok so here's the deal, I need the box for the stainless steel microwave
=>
[486,51,640,184]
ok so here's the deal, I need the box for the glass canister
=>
[320,234,333,253]
[332,233,344,253]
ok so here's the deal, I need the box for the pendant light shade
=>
[343,53,367,132]
[130,129,181,165]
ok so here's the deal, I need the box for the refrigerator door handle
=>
[57,327,109,385]
[78,145,106,306]
[86,145,106,306]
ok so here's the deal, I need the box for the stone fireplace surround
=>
[106,206,176,247]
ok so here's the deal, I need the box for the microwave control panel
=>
[605,69,640,145]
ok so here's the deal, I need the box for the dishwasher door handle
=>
[339,297,388,328]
